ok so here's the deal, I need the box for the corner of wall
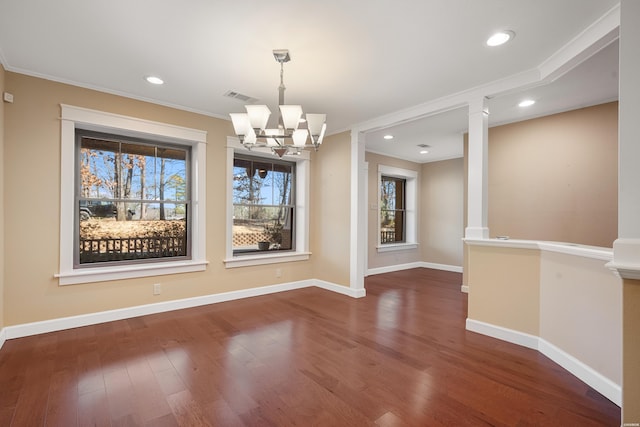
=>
[311,131,352,286]
[0,63,6,332]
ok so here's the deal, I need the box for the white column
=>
[611,0,640,274]
[465,97,490,239]
[350,129,367,296]
[609,2,640,422]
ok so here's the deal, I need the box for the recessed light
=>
[383,135,394,140]
[518,99,535,107]
[486,30,515,47]
[420,150,429,154]
[145,76,164,85]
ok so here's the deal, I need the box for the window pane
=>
[380,176,406,244]
[381,178,397,210]
[76,130,190,266]
[233,157,293,206]
[78,201,188,264]
[232,155,295,255]
[233,205,293,252]
[80,137,188,203]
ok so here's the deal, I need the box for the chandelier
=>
[229,49,327,158]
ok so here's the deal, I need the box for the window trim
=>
[224,137,311,268]
[56,105,208,285]
[377,164,418,252]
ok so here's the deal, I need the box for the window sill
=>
[224,251,311,268]
[377,243,419,253]
[56,259,209,285]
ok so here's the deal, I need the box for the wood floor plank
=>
[166,389,213,427]
[126,357,174,423]
[9,355,53,426]
[44,367,79,427]
[77,387,110,427]
[0,268,621,426]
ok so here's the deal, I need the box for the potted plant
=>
[262,221,283,250]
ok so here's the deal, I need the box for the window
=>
[380,176,406,244]
[76,130,190,266]
[232,154,295,255]
[57,105,207,285]
[225,137,310,268]
[377,164,418,251]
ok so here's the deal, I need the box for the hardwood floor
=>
[0,269,620,426]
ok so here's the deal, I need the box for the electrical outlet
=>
[275,268,282,278]
[153,283,161,295]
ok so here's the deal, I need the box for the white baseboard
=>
[466,318,621,407]
[538,339,621,407]
[466,318,539,350]
[421,262,463,273]
[314,279,366,298]
[1,279,355,343]
[367,261,462,276]
[367,262,424,276]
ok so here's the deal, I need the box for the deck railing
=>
[79,236,186,263]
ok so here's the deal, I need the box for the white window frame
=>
[224,137,310,268]
[377,164,418,252]
[56,105,208,285]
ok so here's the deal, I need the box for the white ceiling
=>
[366,39,619,163]
[0,0,620,162]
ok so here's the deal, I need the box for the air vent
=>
[224,90,259,104]
[417,144,431,148]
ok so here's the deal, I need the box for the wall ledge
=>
[606,262,640,280]
[608,238,640,279]
[466,318,621,407]
[464,238,613,261]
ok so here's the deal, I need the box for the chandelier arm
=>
[278,61,286,129]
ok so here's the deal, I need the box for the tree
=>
[233,165,266,206]
[167,174,186,215]
[79,148,102,197]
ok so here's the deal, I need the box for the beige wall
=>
[420,158,464,267]
[488,102,618,247]
[463,102,618,288]
[539,251,621,385]
[311,131,351,286]
[365,152,464,271]
[2,72,349,326]
[0,65,5,330]
[365,152,421,270]
[467,245,540,335]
